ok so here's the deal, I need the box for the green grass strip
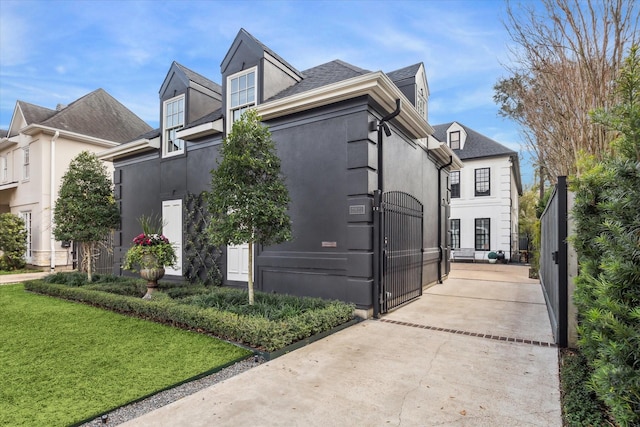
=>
[0,284,252,426]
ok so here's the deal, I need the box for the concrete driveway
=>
[122,263,562,426]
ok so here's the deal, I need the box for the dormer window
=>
[449,131,460,150]
[228,67,256,127]
[1,156,7,182]
[163,95,185,157]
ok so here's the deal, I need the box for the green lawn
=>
[0,284,252,426]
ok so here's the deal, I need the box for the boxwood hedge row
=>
[24,280,355,352]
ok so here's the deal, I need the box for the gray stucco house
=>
[99,29,462,317]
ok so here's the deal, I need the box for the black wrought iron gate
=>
[376,190,424,314]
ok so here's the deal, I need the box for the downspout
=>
[437,156,453,283]
[50,130,59,273]
[373,99,401,318]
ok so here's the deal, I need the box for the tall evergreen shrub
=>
[571,46,640,426]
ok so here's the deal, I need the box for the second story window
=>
[22,147,30,180]
[449,131,460,150]
[450,171,460,198]
[1,156,7,182]
[229,68,256,124]
[475,167,490,197]
[163,95,185,157]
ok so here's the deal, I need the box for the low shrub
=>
[25,280,355,352]
[560,349,609,427]
[181,288,331,320]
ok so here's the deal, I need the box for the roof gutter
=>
[50,130,60,273]
[20,124,120,148]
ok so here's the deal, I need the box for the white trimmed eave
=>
[256,71,434,139]
[0,136,19,151]
[427,138,464,170]
[0,182,18,191]
[177,119,223,141]
[21,124,120,148]
[98,137,160,162]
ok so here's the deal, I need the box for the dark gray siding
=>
[113,139,223,277]
[256,97,372,307]
[113,96,448,308]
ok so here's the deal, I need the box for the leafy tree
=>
[571,46,640,426]
[0,213,27,270]
[518,185,539,268]
[54,151,120,282]
[495,0,639,182]
[207,110,292,305]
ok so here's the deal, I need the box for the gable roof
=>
[268,60,370,101]
[432,122,516,160]
[433,122,522,195]
[30,89,152,143]
[223,28,303,81]
[386,63,422,82]
[174,62,222,95]
[17,101,58,125]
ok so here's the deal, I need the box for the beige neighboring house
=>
[0,89,151,270]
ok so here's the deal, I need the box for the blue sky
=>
[0,0,534,185]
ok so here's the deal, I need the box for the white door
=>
[227,243,249,282]
[162,200,182,276]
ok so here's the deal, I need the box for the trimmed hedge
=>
[24,280,355,352]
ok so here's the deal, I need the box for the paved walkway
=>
[121,263,562,426]
[0,271,48,284]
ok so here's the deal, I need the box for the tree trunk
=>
[247,240,254,305]
[83,242,93,282]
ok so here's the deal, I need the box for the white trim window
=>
[449,131,461,150]
[450,171,460,198]
[163,95,185,157]
[0,156,7,182]
[22,147,30,180]
[228,67,256,127]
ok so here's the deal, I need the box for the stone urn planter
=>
[122,217,177,301]
[140,254,165,300]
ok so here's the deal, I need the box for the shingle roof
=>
[432,122,516,160]
[268,60,370,101]
[183,108,224,130]
[36,88,152,143]
[128,127,161,142]
[386,63,422,82]
[175,62,222,95]
[17,101,57,125]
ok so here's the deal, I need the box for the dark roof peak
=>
[432,122,517,160]
[267,59,371,101]
[173,62,222,94]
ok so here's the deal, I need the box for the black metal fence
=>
[539,176,577,347]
